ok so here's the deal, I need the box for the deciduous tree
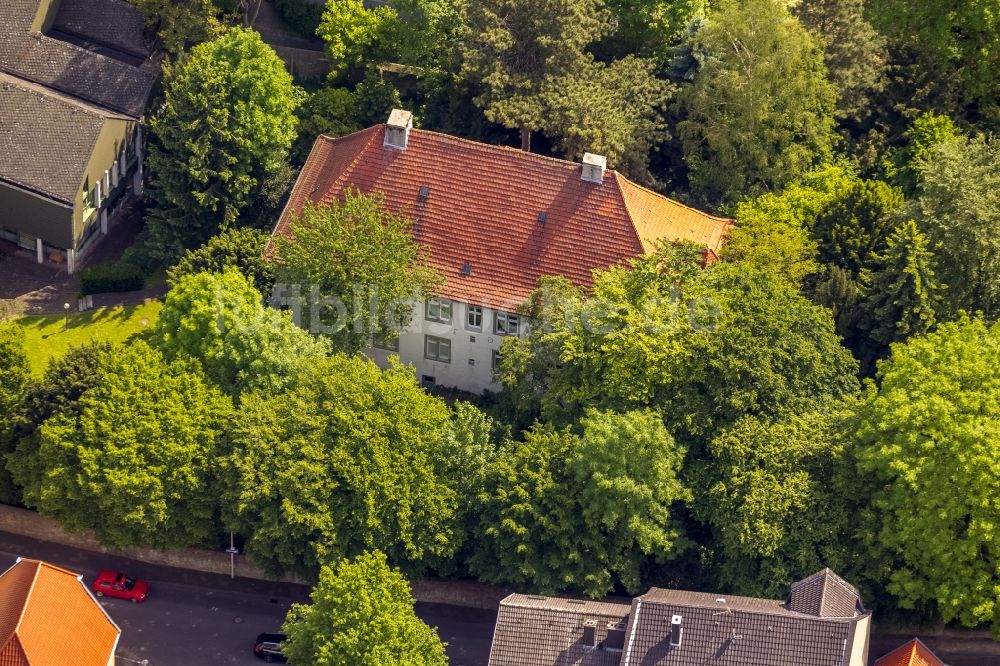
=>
[130,0,224,56]
[675,0,837,204]
[270,192,440,353]
[147,28,301,261]
[282,551,448,666]
[222,355,456,577]
[700,410,856,598]
[154,269,329,398]
[469,409,689,597]
[851,317,1000,633]
[913,134,1000,320]
[168,228,276,295]
[10,341,232,549]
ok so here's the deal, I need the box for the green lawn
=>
[15,301,162,376]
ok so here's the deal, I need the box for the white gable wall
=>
[366,298,523,394]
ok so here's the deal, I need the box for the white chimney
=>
[581,152,607,184]
[385,109,413,149]
[670,615,683,647]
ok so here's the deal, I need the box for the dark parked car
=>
[253,633,287,663]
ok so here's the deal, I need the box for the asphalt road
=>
[0,532,495,666]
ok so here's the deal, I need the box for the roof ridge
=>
[0,70,125,120]
[504,595,631,614]
[614,171,731,223]
[13,560,42,636]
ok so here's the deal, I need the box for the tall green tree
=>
[913,134,1000,320]
[792,0,887,123]
[602,0,706,59]
[167,227,276,295]
[675,0,838,204]
[0,323,29,447]
[857,220,941,355]
[282,551,448,666]
[6,343,111,506]
[469,409,689,597]
[886,112,961,196]
[460,0,610,151]
[147,28,301,261]
[271,193,440,353]
[9,341,232,549]
[222,355,456,577]
[851,317,1000,633]
[545,56,670,184]
[500,246,859,447]
[130,0,224,56]
[0,323,31,504]
[700,409,856,598]
[811,177,904,275]
[154,269,330,398]
[866,0,1000,116]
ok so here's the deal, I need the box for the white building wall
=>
[366,298,522,394]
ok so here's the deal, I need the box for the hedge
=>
[80,261,145,295]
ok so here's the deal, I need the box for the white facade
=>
[367,297,524,394]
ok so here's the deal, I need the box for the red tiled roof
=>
[273,124,732,309]
[0,558,120,666]
[875,638,946,666]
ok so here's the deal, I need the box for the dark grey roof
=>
[0,72,118,203]
[0,0,156,117]
[488,594,632,666]
[51,0,151,59]
[619,577,869,666]
[787,568,864,618]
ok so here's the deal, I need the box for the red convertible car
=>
[92,571,149,603]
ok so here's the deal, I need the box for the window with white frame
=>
[492,349,501,369]
[466,305,483,330]
[424,335,451,363]
[425,297,452,323]
[494,311,520,336]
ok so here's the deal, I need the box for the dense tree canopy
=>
[460,0,610,151]
[222,355,456,577]
[154,269,330,398]
[147,28,301,261]
[500,245,859,447]
[792,0,887,123]
[469,409,689,597]
[0,323,29,447]
[867,0,1000,115]
[130,0,224,56]
[851,317,1000,633]
[913,134,1000,320]
[10,341,232,549]
[700,410,855,598]
[675,0,838,204]
[270,192,440,353]
[167,227,276,295]
[282,551,449,666]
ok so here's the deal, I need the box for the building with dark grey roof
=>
[488,594,632,666]
[0,0,157,272]
[487,569,871,666]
